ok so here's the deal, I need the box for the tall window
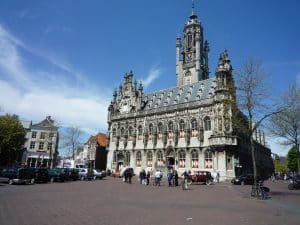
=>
[168,121,173,133]
[157,151,164,167]
[204,117,211,131]
[146,151,153,167]
[125,152,130,166]
[30,141,35,149]
[128,126,133,137]
[191,119,198,130]
[187,33,192,48]
[205,151,213,169]
[178,150,186,168]
[38,142,44,150]
[191,150,199,168]
[158,123,163,133]
[31,131,37,139]
[112,128,116,137]
[47,143,52,151]
[149,124,153,135]
[120,127,125,137]
[40,132,46,139]
[226,154,233,170]
[138,126,143,138]
[179,120,185,131]
[191,119,198,137]
[136,151,142,167]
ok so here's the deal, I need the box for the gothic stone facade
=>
[106,9,273,180]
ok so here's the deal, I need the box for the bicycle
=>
[251,180,268,200]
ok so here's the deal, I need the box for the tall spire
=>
[192,0,195,16]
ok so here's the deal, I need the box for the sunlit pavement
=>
[0,177,299,225]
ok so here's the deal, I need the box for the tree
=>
[274,162,287,174]
[287,146,299,172]
[61,126,83,159]
[0,114,26,166]
[270,82,300,172]
[235,59,282,197]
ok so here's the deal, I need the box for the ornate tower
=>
[176,1,209,86]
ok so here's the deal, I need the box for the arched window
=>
[191,150,198,168]
[128,126,133,137]
[180,120,185,132]
[158,123,163,133]
[120,127,125,137]
[138,125,143,139]
[178,150,186,168]
[204,117,211,131]
[204,151,213,169]
[168,121,174,133]
[187,33,192,48]
[157,151,164,167]
[146,151,153,167]
[149,123,153,135]
[125,151,130,166]
[112,128,116,137]
[136,151,142,167]
[191,119,198,131]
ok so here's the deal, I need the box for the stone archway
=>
[166,147,175,167]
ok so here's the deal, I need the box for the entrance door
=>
[168,157,175,167]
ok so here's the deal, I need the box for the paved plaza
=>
[0,177,299,225]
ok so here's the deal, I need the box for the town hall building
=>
[106,4,273,180]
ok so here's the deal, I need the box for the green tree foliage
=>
[274,162,287,174]
[286,146,299,172]
[0,114,26,166]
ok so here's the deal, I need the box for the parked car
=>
[28,168,49,183]
[48,168,67,182]
[188,171,214,185]
[1,167,19,184]
[79,168,95,180]
[231,174,254,185]
[0,168,12,183]
[64,168,80,181]
[93,169,104,179]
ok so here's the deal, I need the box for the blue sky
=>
[0,0,299,155]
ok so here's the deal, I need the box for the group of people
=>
[167,168,179,187]
[138,169,164,186]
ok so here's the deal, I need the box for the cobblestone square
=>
[0,178,299,225]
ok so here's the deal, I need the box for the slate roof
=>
[142,78,216,110]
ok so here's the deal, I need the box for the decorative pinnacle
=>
[192,0,195,15]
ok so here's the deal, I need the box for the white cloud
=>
[0,24,110,135]
[141,67,161,88]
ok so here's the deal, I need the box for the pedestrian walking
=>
[146,171,150,185]
[174,170,179,186]
[216,170,220,183]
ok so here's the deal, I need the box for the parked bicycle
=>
[251,180,269,200]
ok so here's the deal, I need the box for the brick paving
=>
[0,177,299,225]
